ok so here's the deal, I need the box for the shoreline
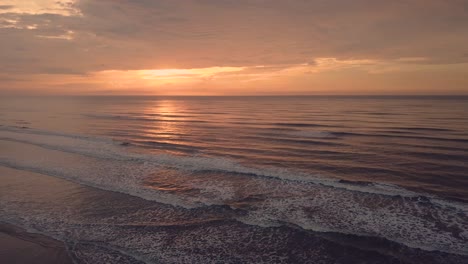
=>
[0,222,73,264]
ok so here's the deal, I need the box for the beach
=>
[0,222,73,264]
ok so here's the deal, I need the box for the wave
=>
[84,113,208,123]
[132,140,201,154]
[1,126,468,255]
[271,122,333,128]
[0,126,419,198]
[390,127,455,132]
[332,131,468,143]
[0,126,465,208]
[288,130,336,138]
[239,135,344,146]
[3,158,468,257]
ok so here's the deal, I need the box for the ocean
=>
[0,96,467,263]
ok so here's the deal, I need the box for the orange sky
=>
[1,0,468,95]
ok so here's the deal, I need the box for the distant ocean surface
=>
[1,96,467,263]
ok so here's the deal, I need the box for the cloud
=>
[0,0,79,15]
[1,0,468,94]
[0,5,14,10]
[40,67,86,75]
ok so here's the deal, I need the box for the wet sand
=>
[0,222,73,264]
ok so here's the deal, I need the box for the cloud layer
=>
[1,0,468,94]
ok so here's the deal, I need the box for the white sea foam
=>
[236,184,468,255]
[2,126,467,213]
[0,126,422,199]
[1,126,468,256]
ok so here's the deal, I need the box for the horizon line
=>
[2,94,468,98]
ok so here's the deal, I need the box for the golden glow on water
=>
[141,100,188,149]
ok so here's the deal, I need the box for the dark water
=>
[0,96,467,263]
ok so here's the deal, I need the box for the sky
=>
[1,0,468,95]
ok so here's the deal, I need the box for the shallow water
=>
[1,96,467,263]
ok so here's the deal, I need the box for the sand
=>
[0,222,73,264]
